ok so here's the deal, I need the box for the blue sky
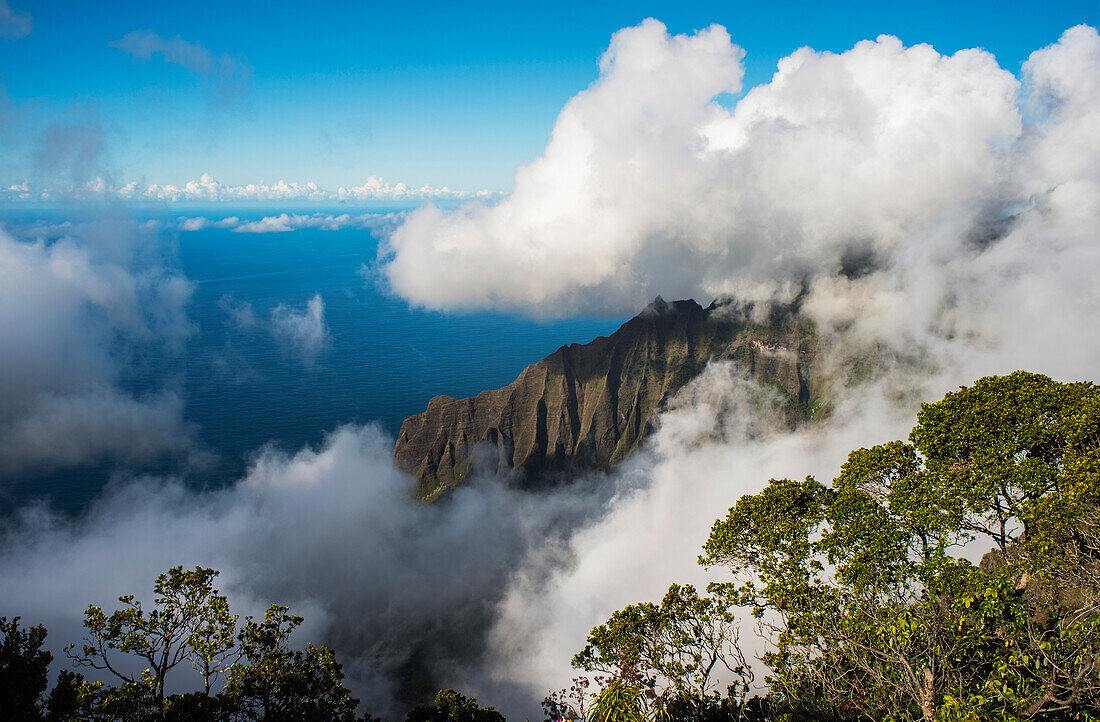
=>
[1,0,1098,195]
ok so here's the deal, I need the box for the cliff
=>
[394,297,821,499]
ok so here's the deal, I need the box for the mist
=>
[1,18,1098,722]
[0,217,197,479]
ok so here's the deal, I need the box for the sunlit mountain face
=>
[1,1,1099,718]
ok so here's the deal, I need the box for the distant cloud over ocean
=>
[1,173,501,204]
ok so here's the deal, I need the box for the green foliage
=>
[700,371,1100,721]
[556,583,751,722]
[41,670,97,721]
[221,604,359,721]
[405,688,506,722]
[572,584,750,702]
[1,616,52,720]
[65,565,237,702]
[588,681,647,722]
[4,565,363,721]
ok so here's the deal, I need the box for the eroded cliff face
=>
[395,297,821,499]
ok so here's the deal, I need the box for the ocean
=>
[0,206,626,512]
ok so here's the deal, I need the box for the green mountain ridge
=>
[394,297,823,499]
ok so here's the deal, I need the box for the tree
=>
[406,689,506,722]
[189,586,240,695]
[573,584,750,703]
[552,584,751,722]
[52,565,364,720]
[2,564,371,721]
[42,670,95,721]
[221,603,359,722]
[701,371,1100,721]
[1,616,52,720]
[65,565,237,703]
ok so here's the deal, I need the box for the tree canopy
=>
[559,371,1100,722]
[700,371,1100,721]
[2,566,367,721]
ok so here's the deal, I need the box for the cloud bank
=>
[380,21,1096,319]
[226,212,402,234]
[462,22,1100,709]
[1,173,500,204]
[0,425,611,716]
[0,220,198,478]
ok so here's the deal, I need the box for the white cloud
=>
[217,291,339,371]
[378,20,1077,317]
[177,215,239,231]
[230,212,401,234]
[1018,25,1100,215]
[0,221,198,475]
[336,175,501,203]
[270,293,330,367]
[0,425,606,716]
[0,388,195,474]
[0,0,31,40]
[141,174,328,202]
[0,173,500,204]
[217,294,259,331]
[375,19,1100,711]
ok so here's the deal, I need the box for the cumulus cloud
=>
[461,25,1100,711]
[270,293,330,367]
[230,212,402,234]
[378,20,1096,318]
[372,19,1100,711]
[112,30,250,104]
[0,0,30,40]
[177,215,239,231]
[0,221,198,476]
[335,176,499,203]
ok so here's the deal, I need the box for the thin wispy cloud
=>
[111,30,250,104]
[33,113,109,186]
[0,0,31,40]
[220,292,331,369]
[270,293,330,368]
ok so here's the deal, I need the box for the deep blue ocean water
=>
[1,207,626,511]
